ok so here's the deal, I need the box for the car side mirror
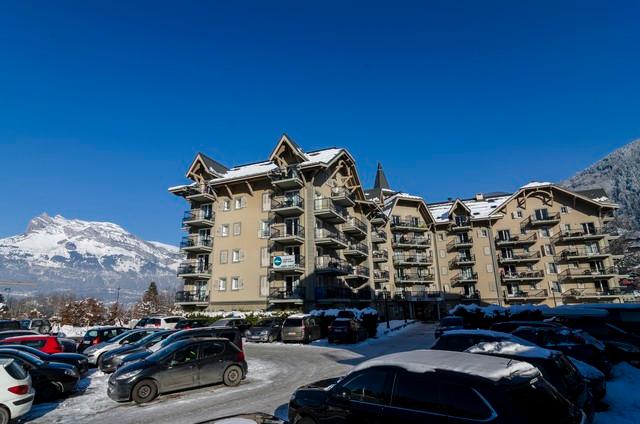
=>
[332,386,351,400]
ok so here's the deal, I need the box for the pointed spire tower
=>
[374,162,391,190]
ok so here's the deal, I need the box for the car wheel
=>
[132,379,158,404]
[267,334,275,343]
[0,406,9,424]
[223,365,243,387]
[97,353,105,370]
[296,416,317,424]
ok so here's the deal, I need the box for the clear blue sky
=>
[1,1,639,245]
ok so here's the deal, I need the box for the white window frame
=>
[219,249,228,264]
[231,277,240,290]
[262,192,271,212]
[218,278,227,291]
[221,224,230,237]
[222,199,231,211]
[233,222,241,236]
[232,249,240,263]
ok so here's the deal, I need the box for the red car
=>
[0,335,66,354]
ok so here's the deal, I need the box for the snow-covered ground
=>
[594,362,640,424]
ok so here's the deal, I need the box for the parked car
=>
[83,329,159,366]
[0,349,79,402]
[512,326,612,375]
[200,413,284,424]
[328,318,368,344]
[175,318,211,330]
[135,316,183,330]
[561,303,640,335]
[434,316,465,338]
[108,338,247,404]
[119,328,244,369]
[568,356,607,401]
[100,330,177,373]
[281,315,321,344]
[211,318,251,333]
[0,358,34,424]
[466,341,595,420]
[0,331,38,341]
[490,320,564,333]
[246,318,283,343]
[19,319,52,335]
[78,326,128,353]
[0,321,21,332]
[0,344,89,374]
[1,335,71,354]
[430,329,537,352]
[288,349,586,424]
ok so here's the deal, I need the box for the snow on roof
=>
[427,195,512,223]
[568,356,604,380]
[286,314,310,319]
[449,303,551,317]
[208,147,344,184]
[381,192,425,216]
[521,181,553,189]
[353,349,539,382]
[467,341,555,359]
[542,306,609,318]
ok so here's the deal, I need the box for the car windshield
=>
[107,331,133,343]
[212,319,231,326]
[332,320,350,327]
[440,317,464,326]
[284,318,303,327]
[137,331,166,346]
[147,341,189,362]
[256,320,273,327]
[508,377,580,423]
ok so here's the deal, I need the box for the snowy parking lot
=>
[21,322,640,424]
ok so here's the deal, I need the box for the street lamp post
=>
[382,288,390,329]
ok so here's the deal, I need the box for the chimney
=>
[475,193,484,201]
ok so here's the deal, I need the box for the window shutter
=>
[486,264,493,273]
[241,197,247,208]
[483,246,491,256]
[239,249,246,262]
[259,276,269,297]
[262,193,271,211]
[239,278,244,289]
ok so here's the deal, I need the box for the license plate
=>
[287,332,296,335]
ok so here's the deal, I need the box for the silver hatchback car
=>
[281,315,321,344]
[84,329,159,365]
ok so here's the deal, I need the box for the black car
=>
[0,344,89,374]
[0,320,22,331]
[0,348,79,402]
[435,316,465,338]
[430,329,537,352]
[0,330,39,340]
[108,338,247,404]
[19,319,52,334]
[175,319,211,330]
[211,318,251,333]
[246,318,283,343]
[328,318,368,344]
[78,326,128,353]
[490,320,564,333]
[466,341,596,418]
[288,349,585,424]
[100,330,177,373]
[512,326,612,375]
[119,328,243,369]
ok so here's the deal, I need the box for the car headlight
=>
[261,330,269,335]
[64,369,78,377]
[116,369,142,380]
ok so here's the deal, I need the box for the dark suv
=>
[78,326,128,353]
[108,338,247,404]
[328,318,368,344]
[288,350,586,424]
[431,329,537,352]
[490,320,564,333]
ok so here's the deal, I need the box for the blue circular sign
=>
[273,256,282,266]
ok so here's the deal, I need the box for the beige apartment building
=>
[170,135,628,316]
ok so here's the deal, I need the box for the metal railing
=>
[449,254,476,267]
[346,265,370,278]
[268,288,305,300]
[560,267,618,279]
[395,272,435,283]
[271,194,304,210]
[451,217,471,229]
[371,230,387,241]
[180,236,212,249]
[270,223,305,238]
[394,254,433,265]
[315,256,352,273]
[551,227,605,243]
[269,166,302,182]
[557,246,610,260]
[390,217,428,229]
[495,232,537,245]
[522,212,561,227]
[373,270,390,280]
[182,209,214,224]
[504,289,548,299]
[313,198,347,217]
[343,216,367,232]
[392,235,430,247]
[372,249,389,261]
[177,262,212,275]
[316,288,373,301]
[175,291,209,303]
[315,228,348,244]
[451,272,478,285]
[501,270,545,281]
[447,236,474,250]
[345,242,369,255]
[497,251,541,262]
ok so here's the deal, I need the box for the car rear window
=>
[284,318,302,327]
[332,320,350,327]
[148,319,161,326]
[164,317,181,324]
[5,360,28,380]
[20,339,46,349]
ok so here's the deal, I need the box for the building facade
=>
[170,135,628,315]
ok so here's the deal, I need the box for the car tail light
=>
[92,337,101,345]
[236,350,245,362]
[8,385,29,395]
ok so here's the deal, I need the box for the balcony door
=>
[285,218,299,236]
[199,228,211,242]
[201,204,213,219]
[464,284,475,296]
[590,261,605,273]
[458,233,470,243]
[285,275,299,295]
[197,254,209,272]
[501,248,514,259]
[582,222,596,234]
[459,249,472,261]
[455,215,468,226]
[195,280,208,298]
[535,208,549,220]
[498,230,511,241]
[506,283,516,296]
[461,267,473,279]
[285,246,300,257]
[585,241,600,255]
[595,280,609,293]
[503,264,517,276]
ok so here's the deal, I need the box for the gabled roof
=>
[574,188,610,202]
[447,198,471,216]
[428,195,512,224]
[186,153,228,179]
[268,133,308,163]
[383,192,435,224]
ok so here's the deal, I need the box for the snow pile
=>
[56,325,91,337]
[309,307,378,319]
[449,303,550,317]
[568,357,604,381]
[595,363,640,424]
[466,341,554,359]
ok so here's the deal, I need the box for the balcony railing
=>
[394,254,433,266]
[522,212,561,227]
[271,194,305,214]
[447,236,474,251]
[344,242,369,256]
[504,289,548,300]
[501,270,545,282]
[395,272,435,284]
[175,291,209,304]
[344,265,370,279]
[181,184,216,202]
[370,213,387,224]
[315,256,352,274]
[559,267,618,281]
[268,287,305,301]
[270,254,305,271]
[495,232,537,246]
[390,218,428,231]
[392,236,430,248]
[315,228,348,247]
[182,209,215,226]
[383,290,445,301]
[342,216,367,235]
[557,246,611,261]
[180,236,213,250]
[269,167,304,189]
[562,288,628,298]
[449,254,476,267]
[551,227,606,243]
[314,198,347,222]
[373,270,390,281]
[497,252,541,263]
[370,230,387,243]
[451,217,472,231]
[316,288,373,301]
[451,272,478,285]
[372,249,389,261]
[177,262,212,276]
[270,223,305,241]
[330,187,356,206]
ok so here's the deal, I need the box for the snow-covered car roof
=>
[352,349,539,382]
[466,341,556,359]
